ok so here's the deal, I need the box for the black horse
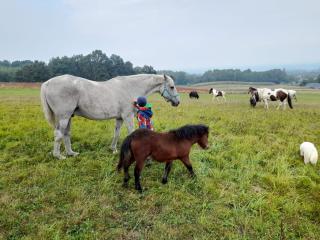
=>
[189,91,199,99]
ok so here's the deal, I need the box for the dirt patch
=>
[0,82,41,89]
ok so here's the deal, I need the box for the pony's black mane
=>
[169,124,209,140]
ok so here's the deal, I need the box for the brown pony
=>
[117,124,209,192]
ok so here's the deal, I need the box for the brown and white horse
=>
[248,87,293,109]
[209,88,226,102]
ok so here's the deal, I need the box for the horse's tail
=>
[117,134,133,171]
[287,94,293,109]
[40,82,55,128]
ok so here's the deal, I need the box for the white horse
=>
[209,88,226,102]
[40,74,180,159]
[248,87,293,109]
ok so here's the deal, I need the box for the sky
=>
[1,0,320,72]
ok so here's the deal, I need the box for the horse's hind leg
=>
[111,118,123,153]
[53,128,65,160]
[162,161,173,184]
[63,118,79,156]
[53,118,69,159]
[134,160,144,192]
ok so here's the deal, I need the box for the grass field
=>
[0,87,320,239]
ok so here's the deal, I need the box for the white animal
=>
[40,74,180,159]
[300,142,318,165]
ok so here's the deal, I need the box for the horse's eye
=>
[170,86,174,90]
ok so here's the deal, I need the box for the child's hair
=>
[137,96,147,107]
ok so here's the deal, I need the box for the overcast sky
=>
[1,0,320,72]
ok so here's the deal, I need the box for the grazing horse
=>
[288,90,297,101]
[189,91,199,99]
[40,74,180,159]
[117,124,209,192]
[209,88,226,102]
[248,87,292,109]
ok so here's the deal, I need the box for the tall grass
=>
[0,88,319,239]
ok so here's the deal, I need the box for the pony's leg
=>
[162,161,173,184]
[264,99,269,109]
[123,157,134,188]
[223,95,226,102]
[180,156,195,177]
[111,118,123,153]
[134,160,144,192]
[63,118,79,156]
[276,101,281,110]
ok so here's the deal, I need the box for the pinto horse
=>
[117,124,209,192]
[248,87,293,109]
[209,88,226,102]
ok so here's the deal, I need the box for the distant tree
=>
[134,65,156,74]
[15,61,50,82]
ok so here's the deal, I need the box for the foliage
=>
[0,50,154,82]
[0,87,319,239]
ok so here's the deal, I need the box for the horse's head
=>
[248,87,257,94]
[209,88,213,94]
[198,132,209,149]
[197,125,209,149]
[250,95,257,107]
[160,75,180,106]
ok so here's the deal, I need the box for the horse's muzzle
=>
[171,100,180,107]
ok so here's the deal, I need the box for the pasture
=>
[0,85,319,239]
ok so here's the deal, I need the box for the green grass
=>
[0,88,320,239]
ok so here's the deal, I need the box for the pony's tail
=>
[117,134,133,172]
[40,82,55,128]
[310,150,318,165]
[287,94,293,109]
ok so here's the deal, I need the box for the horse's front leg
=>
[162,161,173,184]
[123,114,135,134]
[180,156,195,178]
[110,118,123,153]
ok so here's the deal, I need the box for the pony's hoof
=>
[122,182,129,188]
[67,151,79,157]
[135,186,143,193]
[162,178,168,184]
[112,149,118,154]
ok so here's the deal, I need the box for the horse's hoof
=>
[112,149,118,154]
[53,154,66,160]
[122,182,129,188]
[67,151,79,157]
[162,178,168,184]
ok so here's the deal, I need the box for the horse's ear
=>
[163,74,168,81]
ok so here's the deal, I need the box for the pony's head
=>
[248,87,257,94]
[209,88,213,94]
[250,95,257,107]
[170,124,209,149]
[160,75,180,106]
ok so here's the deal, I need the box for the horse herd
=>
[189,87,297,110]
[40,74,300,192]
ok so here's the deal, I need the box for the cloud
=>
[1,0,320,70]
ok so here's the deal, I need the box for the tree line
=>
[1,50,313,84]
[160,68,295,85]
[0,50,156,82]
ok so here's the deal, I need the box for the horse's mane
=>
[169,124,209,140]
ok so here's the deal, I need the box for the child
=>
[134,96,154,130]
